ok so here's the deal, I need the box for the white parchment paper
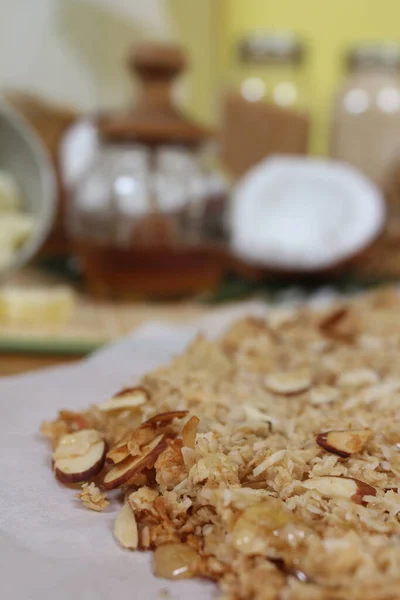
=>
[0,300,276,600]
[0,292,341,599]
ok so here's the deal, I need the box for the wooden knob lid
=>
[100,43,212,146]
[129,43,186,80]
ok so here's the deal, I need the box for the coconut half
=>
[230,156,386,272]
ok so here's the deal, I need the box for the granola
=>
[42,289,400,600]
[76,482,109,512]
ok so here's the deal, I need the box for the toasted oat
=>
[40,420,69,448]
[42,289,400,600]
[309,384,339,405]
[76,483,109,512]
[337,368,379,388]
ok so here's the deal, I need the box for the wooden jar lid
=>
[100,43,212,147]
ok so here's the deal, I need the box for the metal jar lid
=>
[239,31,305,64]
[347,42,400,71]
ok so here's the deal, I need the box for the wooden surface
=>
[3,218,400,377]
[0,353,81,376]
[0,300,205,375]
[0,267,207,376]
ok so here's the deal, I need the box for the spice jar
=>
[331,42,400,188]
[65,44,229,299]
[221,31,310,179]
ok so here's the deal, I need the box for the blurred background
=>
[2,0,399,149]
[1,0,400,373]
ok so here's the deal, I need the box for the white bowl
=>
[0,102,56,280]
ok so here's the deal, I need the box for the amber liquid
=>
[76,241,228,299]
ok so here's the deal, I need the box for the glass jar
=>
[64,44,229,299]
[221,31,311,178]
[331,42,400,188]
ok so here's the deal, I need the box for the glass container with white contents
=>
[331,42,400,190]
[221,31,310,179]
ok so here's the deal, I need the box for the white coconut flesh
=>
[230,156,386,271]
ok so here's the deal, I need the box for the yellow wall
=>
[168,0,219,125]
[217,0,400,154]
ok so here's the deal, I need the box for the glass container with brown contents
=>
[66,44,229,299]
[221,31,310,179]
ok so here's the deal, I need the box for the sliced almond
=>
[182,416,200,449]
[104,434,166,490]
[337,369,378,389]
[242,480,270,490]
[98,387,149,412]
[342,379,400,410]
[265,370,312,395]
[53,429,107,484]
[318,306,358,340]
[105,453,150,491]
[141,410,189,427]
[243,405,275,426]
[310,385,339,406]
[114,502,138,549]
[302,476,376,504]
[53,429,101,460]
[106,445,131,466]
[316,429,371,458]
[107,426,156,464]
[319,306,348,331]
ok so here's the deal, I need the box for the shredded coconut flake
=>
[76,483,109,512]
[43,289,400,600]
